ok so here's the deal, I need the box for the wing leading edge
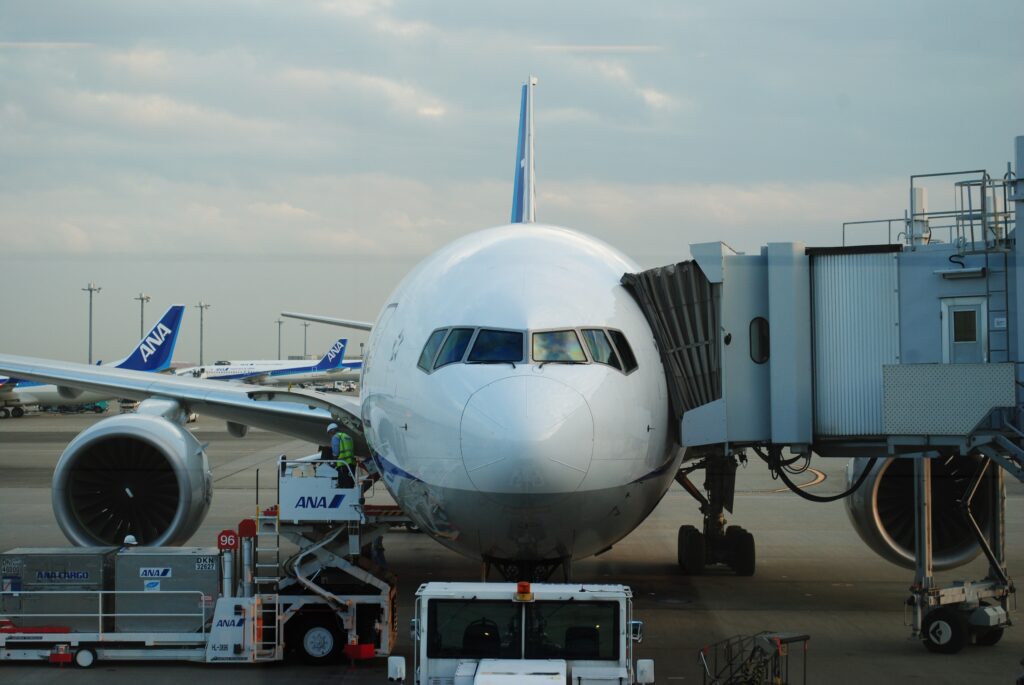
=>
[0,354,367,453]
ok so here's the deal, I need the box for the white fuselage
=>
[1,382,112,408]
[361,224,679,564]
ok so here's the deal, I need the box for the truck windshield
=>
[525,601,619,661]
[425,598,618,661]
[427,600,522,659]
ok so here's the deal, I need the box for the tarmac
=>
[1,410,1022,683]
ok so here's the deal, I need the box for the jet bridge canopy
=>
[620,261,721,444]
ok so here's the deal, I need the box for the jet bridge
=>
[623,134,1024,653]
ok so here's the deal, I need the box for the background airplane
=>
[0,304,184,418]
[174,338,359,385]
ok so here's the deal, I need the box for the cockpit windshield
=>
[468,329,523,363]
[434,328,475,369]
[417,326,636,373]
[532,330,587,363]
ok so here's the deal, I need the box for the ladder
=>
[985,249,1009,363]
[254,593,283,662]
[254,464,282,592]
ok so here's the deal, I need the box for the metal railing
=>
[0,589,211,638]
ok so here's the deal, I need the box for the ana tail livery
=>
[0,305,184,417]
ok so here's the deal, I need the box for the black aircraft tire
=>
[677,525,705,575]
[11,406,24,418]
[729,530,756,577]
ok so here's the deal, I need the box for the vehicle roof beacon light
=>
[514,581,534,602]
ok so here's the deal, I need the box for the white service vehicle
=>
[388,581,654,685]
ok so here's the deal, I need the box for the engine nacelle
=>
[52,413,212,546]
[845,456,994,571]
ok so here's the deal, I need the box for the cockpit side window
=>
[434,328,475,369]
[417,328,448,372]
[532,330,587,363]
[608,330,638,373]
[581,329,621,370]
[468,329,524,363]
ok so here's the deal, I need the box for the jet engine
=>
[845,455,994,571]
[51,413,212,546]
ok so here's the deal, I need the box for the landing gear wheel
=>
[922,607,969,654]
[974,627,1004,646]
[728,529,756,576]
[677,525,705,575]
[74,648,96,668]
[0,408,8,419]
[289,615,343,664]
[10,407,23,418]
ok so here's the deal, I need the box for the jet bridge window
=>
[533,330,587,363]
[434,328,475,369]
[608,330,638,373]
[417,329,448,371]
[581,329,621,370]
[749,317,769,364]
[468,329,524,363]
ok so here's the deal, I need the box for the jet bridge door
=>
[942,297,987,364]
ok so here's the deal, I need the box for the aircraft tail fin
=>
[114,305,185,372]
[510,76,537,224]
[313,338,348,372]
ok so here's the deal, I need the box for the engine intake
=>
[52,414,212,546]
[845,455,994,571]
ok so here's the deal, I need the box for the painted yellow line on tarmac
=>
[770,467,827,493]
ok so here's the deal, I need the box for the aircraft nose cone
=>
[460,375,594,494]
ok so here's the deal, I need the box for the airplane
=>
[0,305,184,419]
[174,338,360,385]
[0,79,989,585]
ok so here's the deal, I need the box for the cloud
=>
[0,42,93,49]
[105,49,172,77]
[534,44,663,54]
[279,68,448,118]
[58,90,283,138]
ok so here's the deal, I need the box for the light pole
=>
[276,319,284,360]
[302,322,310,357]
[195,302,211,365]
[82,282,102,364]
[134,293,151,339]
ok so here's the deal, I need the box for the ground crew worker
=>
[327,422,356,488]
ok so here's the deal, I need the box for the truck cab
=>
[390,582,654,685]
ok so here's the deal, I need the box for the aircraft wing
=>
[281,312,373,331]
[0,354,367,453]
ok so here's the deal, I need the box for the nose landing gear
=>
[675,455,756,576]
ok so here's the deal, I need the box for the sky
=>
[1,0,1021,364]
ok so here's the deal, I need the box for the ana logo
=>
[144,580,161,591]
[139,567,172,578]
[139,323,173,362]
[326,341,344,362]
[216,618,245,628]
[295,494,345,509]
[35,570,89,581]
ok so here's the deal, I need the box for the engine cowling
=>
[845,455,994,571]
[51,413,212,546]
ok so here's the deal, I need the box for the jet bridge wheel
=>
[922,607,970,654]
[677,525,706,574]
